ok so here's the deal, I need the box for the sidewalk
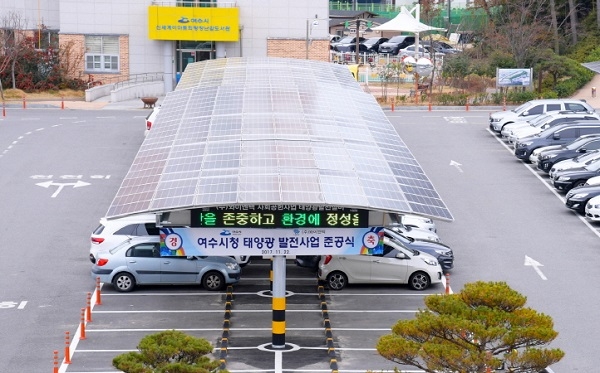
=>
[569,73,600,110]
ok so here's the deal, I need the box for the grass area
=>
[2,88,85,101]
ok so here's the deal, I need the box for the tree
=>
[376,281,565,373]
[0,11,28,90]
[112,330,228,373]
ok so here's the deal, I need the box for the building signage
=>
[148,6,239,41]
[191,206,369,229]
[159,227,384,256]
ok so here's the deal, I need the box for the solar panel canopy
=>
[106,57,453,222]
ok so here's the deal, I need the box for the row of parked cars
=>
[330,35,460,57]
[88,212,453,292]
[489,98,600,220]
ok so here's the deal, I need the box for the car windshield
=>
[387,36,407,43]
[337,37,354,44]
[529,114,552,126]
[585,160,600,171]
[574,150,599,162]
[567,137,598,150]
[513,102,533,114]
[585,155,600,165]
[363,37,380,45]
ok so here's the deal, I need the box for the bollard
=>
[466,98,470,112]
[428,97,432,112]
[95,277,102,305]
[593,87,597,98]
[80,308,87,340]
[391,101,395,112]
[61,96,65,110]
[53,350,59,373]
[22,96,26,109]
[445,273,451,294]
[64,331,71,364]
[2,101,5,117]
[502,96,506,111]
[86,292,92,322]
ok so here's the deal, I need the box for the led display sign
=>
[190,206,369,229]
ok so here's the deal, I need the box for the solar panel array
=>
[582,61,600,74]
[106,57,453,221]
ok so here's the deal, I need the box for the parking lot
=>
[2,108,600,372]
[65,259,440,372]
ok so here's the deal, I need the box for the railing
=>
[151,1,237,7]
[112,73,164,90]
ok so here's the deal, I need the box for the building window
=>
[85,35,119,72]
[34,29,59,50]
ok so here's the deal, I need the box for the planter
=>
[141,96,158,109]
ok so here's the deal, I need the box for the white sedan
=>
[585,195,600,222]
[549,151,600,179]
[317,236,443,291]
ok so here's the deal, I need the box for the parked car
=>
[529,145,562,164]
[489,99,594,134]
[295,224,442,271]
[398,44,435,58]
[330,36,364,51]
[91,237,241,292]
[552,158,600,191]
[333,37,368,53]
[377,35,415,55]
[386,223,441,242]
[89,214,250,267]
[384,228,453,271]
[514,122,600,162]
[564,184,600,213]
[422,41,460,54]
[145,105,161,134]
[502,110,600,142]
[537,135,600,173]
[317,235,443,291]
[397,213,437,232]
[361,36,388,53]
[549,150,600,179]
[585,194,600,221]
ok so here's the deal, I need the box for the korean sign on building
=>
[148,6,239,41]
[159,226,384,256]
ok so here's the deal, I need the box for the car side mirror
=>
[579,148,587,153]
[553,133,561,140]
[521,111,529,116]
[396,252,409,260]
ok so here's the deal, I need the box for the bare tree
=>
[0,11,28,91]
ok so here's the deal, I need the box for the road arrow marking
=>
[36,180,91,198]
[524,255,547,280]
[449,160,463,173]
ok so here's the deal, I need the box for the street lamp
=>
[306,15,319,59]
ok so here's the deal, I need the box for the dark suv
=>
[514,122,600,161]
[378,35,415,55]
[537,135,600,173]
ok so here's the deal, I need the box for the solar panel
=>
[582,61,600,74]
[106,57,453,222]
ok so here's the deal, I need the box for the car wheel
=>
[408,271,431,291]
[573,180,587,189]
[326,271,347,290]
[112,272,136,292]
[202,271,225,291]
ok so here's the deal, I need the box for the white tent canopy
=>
[372,6,446,33]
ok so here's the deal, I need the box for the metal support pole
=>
[355,19,361,65]
[271,255,286,348]
[305,19,309,60]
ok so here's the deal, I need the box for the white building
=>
[1,0,330,100]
